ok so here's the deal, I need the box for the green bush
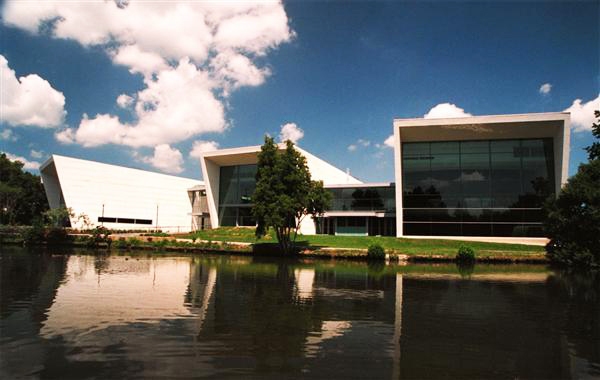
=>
[367,244,386,260]
[456,245,476,263]
[45,227,72,246]
[114,237,128,249]
[22,221,46,246]
[86,226,112,248]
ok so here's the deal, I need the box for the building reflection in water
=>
[1,251,598,379]
[40,255,195,338]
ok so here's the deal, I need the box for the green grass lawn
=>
[179,227,545,257]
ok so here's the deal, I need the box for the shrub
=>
[86,226,112,248]
[367,244,386,260]
[46,227,72,246]
[22,221,45,246]
[114,237,128,249]
[456,245,476,263]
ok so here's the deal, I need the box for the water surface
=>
[1,247,599,379]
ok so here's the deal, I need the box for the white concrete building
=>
[40,155,202,232]
[199,144,362,235]
[40,112,570,239]
[391,112,569,238]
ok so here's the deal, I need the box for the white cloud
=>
[30,149,43,159]
[0,55,66,128]
[4,152,40,170]
[189,140,220,160]
[564,94,600,132]
[3,1,294,148]
[383,135,395,148]
[423,103,472,119]
[0,129,17,141]
[55,128,75,144]
[67,59,226,147]
[116,94,134,109]
[539,83,552,95]
[138,144,184,174]
[347,139,370,152]
[279,122,304,143]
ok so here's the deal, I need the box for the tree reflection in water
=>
[0,250,598,379]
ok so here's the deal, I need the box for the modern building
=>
[199,144,362,235]
[391,112,569,237]
[40,155,202,232]
[40,112,570,239]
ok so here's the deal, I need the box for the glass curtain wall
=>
[218,164,258,226]
[327,186,396,212]
[402,139,554,237]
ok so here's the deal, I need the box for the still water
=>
[1,247,599,379]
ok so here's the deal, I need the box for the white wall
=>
[41,155,201,232]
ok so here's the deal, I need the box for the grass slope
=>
[180,227,545,257]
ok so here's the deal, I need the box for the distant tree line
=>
[0,153,49,225]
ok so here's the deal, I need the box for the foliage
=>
[45,227,73,246]
[586,110,600,160]
[252,137,331,254]
[456,245,476,263]
[367,244,386,260]
[0,153,49,225]
[22,219,46,246]
[544,110,600,269]
[544,159,600,268]
[43,207,75,227]
[87,226,112,248]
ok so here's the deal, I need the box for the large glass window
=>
[327,186,395,212]
[218,164,257,226]
[402,138,554,237]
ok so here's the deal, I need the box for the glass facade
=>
[218,164,257,226]
[327,186,396,212]
[402,138,555,237]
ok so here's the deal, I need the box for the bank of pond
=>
[0,226,547,264]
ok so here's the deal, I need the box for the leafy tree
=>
[0,153,49,225]
[253,137,331,254]
[586,110,600,160]
[544,110,600,268]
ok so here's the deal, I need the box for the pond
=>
[1,247,599,379]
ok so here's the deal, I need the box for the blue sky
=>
[1,0,598,182]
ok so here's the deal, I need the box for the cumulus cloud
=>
[0,129,17,141]
[279,122,304,143]
[539,83,552,95]
[383,135,395,148]
[55,128,75,144]
[190,140,220,160]
[4,152,40,170]
[0,55,66,128]
[30,149,43,159]
[137,144,184,174]
[3,1,294,149]
[564,94,600,132]
[423,103,472,119]
[116,94,134,109]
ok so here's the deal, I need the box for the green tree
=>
[586,110,600,160]
[253,137,331,254]
[0,153,49,225]
[544,110,600,268]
